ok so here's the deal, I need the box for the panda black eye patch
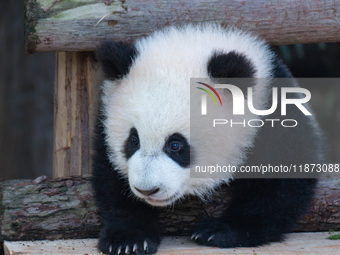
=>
[164,133,190,167]
[124,128,140,159]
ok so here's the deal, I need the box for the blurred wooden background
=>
[0,0,54,180]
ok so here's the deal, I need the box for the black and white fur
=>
[92,25,323,255]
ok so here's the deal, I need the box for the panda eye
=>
[131,135,140,146]
[168,140,183,153]
[124,128,140,159]
[163,133,190,167]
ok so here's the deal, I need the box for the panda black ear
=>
[207,51,256,78]
[96,41,138,80]
[207,51,256,94]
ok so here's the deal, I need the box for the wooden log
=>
[53,52,102,177]
[0,176,339,249]
[24,0,340,53]
[4,233,340,255]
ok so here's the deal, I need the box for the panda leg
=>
[93,162,161,255]
[192,178,316,248]
[98,210,160,255]
[92,122,161,255]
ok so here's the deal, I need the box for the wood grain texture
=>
[24,0,340,52]
[0,177,339,245]
[0,176,100,243]
[4,232,340,255]
[53,52,102,177]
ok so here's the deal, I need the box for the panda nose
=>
[134,187,160,196]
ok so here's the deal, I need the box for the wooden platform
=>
[3,232,340,255]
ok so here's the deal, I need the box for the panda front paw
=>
[98,227,160,255]
[192,219,251,248]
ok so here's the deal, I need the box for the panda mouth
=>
[145,193,180,206]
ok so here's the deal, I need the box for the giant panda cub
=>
[92,24,323,255]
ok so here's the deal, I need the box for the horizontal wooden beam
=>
[0,176,340,248]
[24,0,340,53]
[4,233,340,255]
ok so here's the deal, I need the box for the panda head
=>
[97,25,274,206]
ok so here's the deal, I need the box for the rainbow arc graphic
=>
[196,82,222,106]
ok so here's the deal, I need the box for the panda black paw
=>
[98,227,160,255]
[191,218,253,248]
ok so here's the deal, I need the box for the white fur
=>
[102,24,275,206]
[128,151,187,206]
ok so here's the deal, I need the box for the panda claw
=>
[117,246,121,255]
[143,240,148,251]
[109,245,112,253]
[133,243,137,253]
[207,235,215,242]
[194,234,202,240]
[125,245,129,254]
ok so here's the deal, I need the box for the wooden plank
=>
[87,53,102,175]
[4,232,340,255]
[0,177,339,245]
[53,52,102,177]
[24,0,340,52]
